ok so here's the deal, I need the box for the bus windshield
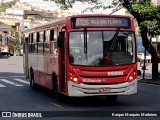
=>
[69,31,136,66]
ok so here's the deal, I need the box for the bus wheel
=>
[29,69,37,90]
[106,95,117,103]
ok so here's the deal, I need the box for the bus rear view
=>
[62,15,137,100]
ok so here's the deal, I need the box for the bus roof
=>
[68,14,132,18]
[23,17,67,33]
[23,14,132,33]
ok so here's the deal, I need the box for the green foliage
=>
[12,31,22,54]
[117,0,160,37]
[131,3,156,14]
[9,28,16,37]
[0,0,18,12]
[13,40,22,54]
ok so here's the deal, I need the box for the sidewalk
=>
[138,62,160,85]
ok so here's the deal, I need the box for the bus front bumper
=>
[67,80,137,97]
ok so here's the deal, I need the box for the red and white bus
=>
[23,14,138,102]
[0,33,14,56]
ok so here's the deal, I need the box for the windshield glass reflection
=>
[69,31,136,66]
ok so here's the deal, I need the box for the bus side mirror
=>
[57,31,65,48]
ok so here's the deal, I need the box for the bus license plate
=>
[99,87,111,92]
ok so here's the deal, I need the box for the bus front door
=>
[58,31,66,92]
[24,37,29,80]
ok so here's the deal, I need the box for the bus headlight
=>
[128,70,137,82]
[73,77,78,82]
[69,73,79,83]
[129,76,133,81]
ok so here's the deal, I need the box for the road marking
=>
[50,102,63,108]
[0,79,23,87]
[0,84,6,87]
[13,79,29,84]
[0,76,25,79]
[9,76,25,78]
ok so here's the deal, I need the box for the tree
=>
[13,32,22,55]
[13,40,22,55]
[117,0,160,80]
[0,0,18,12]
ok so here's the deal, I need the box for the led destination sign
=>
[72,17,131,28]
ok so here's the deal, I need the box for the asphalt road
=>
[0,56,160,120]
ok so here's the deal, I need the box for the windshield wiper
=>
[84,28,88,60]
[110,28,120,51]
[84,28,87,53]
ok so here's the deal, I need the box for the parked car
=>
[136,37,151,63]
[137,52,151,62]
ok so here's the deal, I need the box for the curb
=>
[138,79,160,85]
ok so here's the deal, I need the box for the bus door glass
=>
[58,31,66,90]
[24,36,29,79]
